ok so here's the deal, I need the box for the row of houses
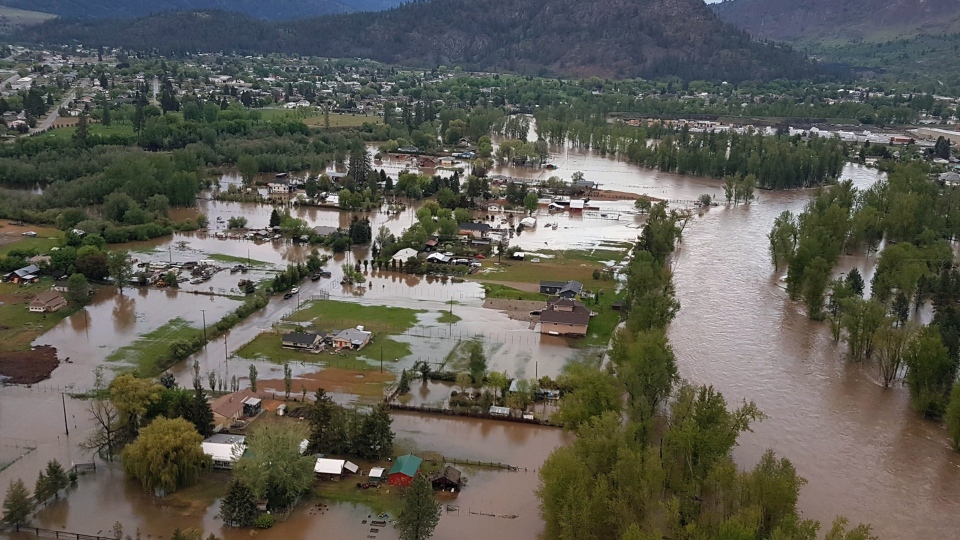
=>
[280,326,373,352]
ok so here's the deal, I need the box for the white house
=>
[391,248,419,263]
[201,434,246,469]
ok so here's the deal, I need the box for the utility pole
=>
[380,345,383,373]
[61,392,69,436]
[200,309,207,343]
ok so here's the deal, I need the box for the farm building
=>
[388,454,422,487]
[430,465,463,492]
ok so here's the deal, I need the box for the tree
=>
[66,273,89,304]
[840,298,886,362]
[34,472,55,505]
[73,112,88,145]
[354,403,394,460]
[81,398,123,460]
[44,460,69,497]
[233,422,314,511]
[269,208,281,228]
[237,155,259,186]
[945,383,960,451]
[846,268,865,297]
[768,211,798,271]
[101,97,111,126]
[554,365,621,430]
[191,385,215,438]
[107,250,132,294]
[248,364,258,393]
[523,190,539,214]
[2,479,32,528]
[219,480,259,528]
[610,327,678,439]
[227,216,248,229]
[283,363,292,400]
[455,372,472,393]
[307,389,337,454]
[398,369,411,395]
[467,340,486,384]
[397,473,440,540]
[121,417,209,496]
[905,327,956,418]
[875,323,914,387]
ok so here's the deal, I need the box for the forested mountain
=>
[18,0,825,81]
[0,0,404,21]
[712,0,960,42]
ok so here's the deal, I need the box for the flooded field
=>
[2,120,959,539]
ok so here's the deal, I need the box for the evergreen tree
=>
[73,112,88,146]
[397,473,440,540]
[248,364,258,393]
[355,403,394,460]
[398,369,411,395]
[191,385,215,438]
[101,97,111,127]
[283,363,292,400]
[269,208,281,228]
[34,472,54,505]
[307,389,336,453]
[219,480,259,527]
[44,460,69,496]
[2,479,33,528]
[133,100,145,134]
[846,268,865,297]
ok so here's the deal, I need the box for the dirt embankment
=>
[0,345,59,384]
[482,299,547,323]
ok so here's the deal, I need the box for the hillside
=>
[0,0,405,21]
[712,0,960,43]
[18,0,825,82]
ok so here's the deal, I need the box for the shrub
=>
[254,514,274,529]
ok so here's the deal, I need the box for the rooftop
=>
[388,453,422,477]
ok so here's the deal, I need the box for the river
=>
[2,127,959,538]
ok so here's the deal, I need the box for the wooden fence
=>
[6,526,114,540]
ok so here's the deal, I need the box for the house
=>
[6,264,40,284]
[281,331,323,350]
[210,390,262,431]
[29,291,67,313]
[332,327,372,350]
[391,248,420,263]
[569,199,585,212]
[267,178,290,194]
[388,453,423,487]
[368,467,386,484]
[201,434,246,469]
[539,280,582,298]
[429,465,463,492]
[519,217,537,228]
[424,238,439,252]
[418,157,439,168]
[458,222,491,238]
[540,298,591,337]
[312,225,339,237]
[426,253,451,264]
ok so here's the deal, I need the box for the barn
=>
[387,453,422,487]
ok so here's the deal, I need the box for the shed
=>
[315,458,346,480]
[281,331,323,349]
[388,453,423,487]
[430,465,463,492]
[489,406,511,417]
[369,467,386,484]
[519,217,537,228]
[241,396,262,416]
[29,291,67,313]
[392,248,420,262]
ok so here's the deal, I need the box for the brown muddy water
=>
[2,129,959,538]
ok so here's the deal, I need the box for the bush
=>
[254,514,274,529]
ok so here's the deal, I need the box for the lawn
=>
[258,108,382,128]
[0,226,63,256]
[0,279,79,351]
[207,253,270,266]
[312,475,402,515]
[238,332,411,366]
[477,253,623,298]
[106,317,202,376]
[286,300,423,334]
[437,310,461,324]
[481,283,548,302]
[42,123,135,140]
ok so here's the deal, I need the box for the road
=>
[32,94,74,133]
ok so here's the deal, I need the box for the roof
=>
[268,178,290,186]
[570,199,585,209]
[489,406,511,416]
[313,225,339,236]
[458,222,491,232]
[31,290,65,306]
[344,461,359,474]
[201,435,246,462]
[425,239,438,246]
[242,397,261,407]
[388,453,422,477]
[210,390,259,419]
[392,248,420,261]
[11,264,40,278]
[430,465,462,484]
[541,301,591,326]
[369,467,386,478]
[334,328,371,343]
[314,458,345,475]
[282,332,321,345]
[540,280,566,289]
[559,281,583,295]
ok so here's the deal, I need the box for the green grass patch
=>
[43,123,135,140]
[576,293,624,349]
[286,300,423,334]
[237,332,393,370]
[359,337,411,363]
[481,283,548,302]
[312,480,401,515]
[537,246,630,264]
[0,279,80,351]
[437,311,461,324]
[106,317,202,375]
[207,253,270,266]
[0,228,64,256]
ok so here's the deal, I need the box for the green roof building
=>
[387,453,422,487]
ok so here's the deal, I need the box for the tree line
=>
[539,201,876,539]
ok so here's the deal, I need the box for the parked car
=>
[319,271,332,278]
[21,231,37,237]
[283,292,294,300]
[290,287,299,294]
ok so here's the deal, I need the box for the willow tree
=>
[121,417,209,496]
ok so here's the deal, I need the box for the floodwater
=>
[2,121,960,539]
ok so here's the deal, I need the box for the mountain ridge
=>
[0,0,406,21]
[712,0,960,43]
[17,0,828,82]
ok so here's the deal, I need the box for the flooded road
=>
[2,122,959,539]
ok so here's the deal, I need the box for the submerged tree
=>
[2,479,32,528]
